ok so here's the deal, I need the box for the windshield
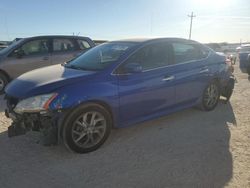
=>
[65,42,137,71]
[0,39,25,55]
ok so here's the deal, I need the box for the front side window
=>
[77,39,91,50]
[65,42,137,71]
[19,39,49,56]
[125,42,173,71]
[53,39,75,52]
[172,43,208,64]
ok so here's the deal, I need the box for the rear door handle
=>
[43,56,49,61]
[162,75,175,81]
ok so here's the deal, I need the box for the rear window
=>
[53,39,75,52]
[77,39,91,50]
[172,43,209,64]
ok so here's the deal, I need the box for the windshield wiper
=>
[64,64,82,70]
[64,64,99,71]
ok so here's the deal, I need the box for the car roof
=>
[23,35,92,40]
[113,37,194,42]
[111,37,196,44]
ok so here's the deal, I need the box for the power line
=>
[188,12,196,40]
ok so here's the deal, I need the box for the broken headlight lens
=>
[14,93,58,114]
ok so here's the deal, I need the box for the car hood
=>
[5,64,96,99]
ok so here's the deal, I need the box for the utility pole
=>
[188,12,196,40]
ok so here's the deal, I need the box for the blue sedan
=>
[5,38,235,153]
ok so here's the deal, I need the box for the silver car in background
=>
[0,35,95,93]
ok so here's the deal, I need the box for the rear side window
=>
[125,42,174,71]
[53,39,75,52]
[20,39,49,56]
[77,39,91,50]
[172,43,209,64]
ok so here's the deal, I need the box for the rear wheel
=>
[0,73,8,94]
[201,82,220,111]
[247,67,250,75]
[62,103,112,153]
[221,77,235,102]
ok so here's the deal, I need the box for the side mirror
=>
[13,49,25,58]
[123,63,143,73]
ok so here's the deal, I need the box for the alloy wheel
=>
[71,111,107,148]
[204,83,219,108]
[0,78,5,91]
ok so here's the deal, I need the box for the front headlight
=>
[14,93,58,114]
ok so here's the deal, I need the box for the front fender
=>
[49,79,120,127]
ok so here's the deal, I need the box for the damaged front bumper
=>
[5,95,63,146]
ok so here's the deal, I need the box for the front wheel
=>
[62,103,112,153]
[0,73,8,94]
[201,82,220,111]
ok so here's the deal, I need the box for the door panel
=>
[174,60,209,104]
[2,39,51,78]
[51,38,79,65]
[3,54,52,78]
[51,51,78,65]
[118,68,176,123]
[171,42,210,104]
[117,41,176,123]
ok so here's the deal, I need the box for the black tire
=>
[201,81,220,111]
[0,73,8,94]
[223,87,233,103]
[247,67,250,75]
[221,77,235,102]
[62,103,112,153]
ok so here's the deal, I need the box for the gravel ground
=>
[0,65,249,188]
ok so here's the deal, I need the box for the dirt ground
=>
[0,65,249,188]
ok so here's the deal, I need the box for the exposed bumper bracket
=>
[8,122,26,137]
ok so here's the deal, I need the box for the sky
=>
[0,0,250,43]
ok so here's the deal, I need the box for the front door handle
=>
[199,67,209,73]
[162,75,175,81]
